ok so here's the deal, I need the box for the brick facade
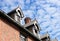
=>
[0,16,39,41]
[0,18,20,41]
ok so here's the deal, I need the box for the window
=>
[16,8,24,18]
[14,13,20,22]
[16,8,20,17]
[20,34,26,41]
[14,13,18,21]
[33,27,37,36]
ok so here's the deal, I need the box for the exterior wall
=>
[27,36,35,41]
[0,18,20,41]
[0,17,38,41]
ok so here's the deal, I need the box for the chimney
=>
[24,17,40,38]
[24,17,31,24]
[7,7,24,24]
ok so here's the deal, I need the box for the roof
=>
[7,7,24,18]
[0,10,40,41]
[23,20,40,31]
[40,33,49,39]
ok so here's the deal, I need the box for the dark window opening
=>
[18,10,21,15]
[35,29,37,34]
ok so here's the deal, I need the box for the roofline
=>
[0,10,40,41]
[7,8,17,15]
[23,20,40,30]
[7,7,23,15]
[40,33,49,39]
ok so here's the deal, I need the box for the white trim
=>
[33,27,37,36]
[14,14,18,21]
[16,8,20,16]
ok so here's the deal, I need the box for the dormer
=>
[40,33,50,41]
[23,17,40,37]
[7,7,24,23]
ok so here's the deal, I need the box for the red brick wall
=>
[0,18,20,41]
[27,36,35,41]
[0,18,36,41]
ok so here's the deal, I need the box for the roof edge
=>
[0,10,40,41]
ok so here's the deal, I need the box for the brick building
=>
[0,7,57,41]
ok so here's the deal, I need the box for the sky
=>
[0,0,60,41]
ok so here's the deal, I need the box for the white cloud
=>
[29,3,36,10]
[37,9,46,17]
[23,10,35,19]
[46,0,59,4]
[0,0,60,41]
[44,7,57,14]
[46,0,60,7]
[25,0,30,4]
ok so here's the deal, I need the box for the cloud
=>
[48,0,60,6]
[0,0,60,41]
[23,10,35,19]
[44,7,57,14]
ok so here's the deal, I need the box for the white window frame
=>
[14,13,18,21]
[32,27,37,36]
[16,8,21,16]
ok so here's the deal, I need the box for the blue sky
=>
[0,0,60,41]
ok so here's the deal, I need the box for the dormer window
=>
[16,8,21,17]
[7,7,24,24]
[34,23,39,31]
[14,13,20,22]
[35,29,37,33]
[16,8,24,18]
[40,33,50,41]
[24,17,40,38]
[32,21,40,36]
[32,27,38,36]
